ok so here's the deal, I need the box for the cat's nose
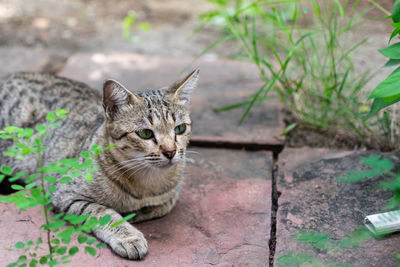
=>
[162,149,176,160]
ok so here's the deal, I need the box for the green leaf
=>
[277,252,315,265]
[7,175,20,182]
[110,213,136,228]
[69,246,79,256]
[91,144,102,156]
[48,122,62,128]
[50,238,60,245]
[1,165,13,175]
[96,243,107,249]
[29,259,38,267]
[15,241,24,249]
[56,109,69,117]
[26,174,37,183]
[339,169,384,183]
[21,148,33,155]
[361,155,394,170]
[46,112,55,122]
[77,159,93,170]
[57,226,74,243]
[86,237,97,245]
[81,151,91,159]
[18,255,27,262]
[393,0,400,23]
[78,234,88,244]
[60,158,79,167]
[35,125,47,133]
[64,213,90,225]
[99,214,111,226]
[122,10,137,41]
[339,228,371,248]
[369,71,400,99]
[59,177,72,184]
[104,144,116,151]
[80,217,99,232]
[294,231,331,250]
[11,184,25,191]
[379,42,400,59]
[32,138,43,147]
[46,220,66,230]
[368,97,400,118]
[280,123,298,136]
[44,176,57,183]
[0,174,4,183]
[384,58,400,67]
[56,246,67,255]
[48,259,58,266]
[84,246,96,256]
[138,22,151,32]
[36,146,46,152]
[36,237,42,245]
[85,173,93,182]
[18,128,33,139]
[53,167,68,175]
[25,182,36,190]
[5,126,22,133]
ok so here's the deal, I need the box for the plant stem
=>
[38,152,53,259]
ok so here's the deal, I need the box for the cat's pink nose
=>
[162,149,176,160]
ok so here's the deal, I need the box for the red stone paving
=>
[0,148,271,266]
[59,53,285,145]
[275,148,400,267]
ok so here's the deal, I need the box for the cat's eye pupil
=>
[174,124,186,135]
[137,129,154,139]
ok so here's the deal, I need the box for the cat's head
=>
[102,69,199,169]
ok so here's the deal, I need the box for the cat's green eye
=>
[174,124,186,135]
[137,129,154,139]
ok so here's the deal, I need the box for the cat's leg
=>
[130,197,177,223]
[59,198,148,259]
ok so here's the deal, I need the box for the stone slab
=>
[59,53,285,144]
[0,148,271,266]
[275,148,400,266]
[0,46,52,77]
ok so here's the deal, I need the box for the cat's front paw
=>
[109,230,148,260]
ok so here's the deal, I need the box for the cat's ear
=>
[103,79,143,119]
[166,68,199,106]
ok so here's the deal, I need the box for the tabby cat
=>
[0,69,199,259]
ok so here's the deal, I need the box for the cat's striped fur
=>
[0,69,199,259]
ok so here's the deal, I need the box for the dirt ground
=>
[0,0,397,149]
[0,0,238,58]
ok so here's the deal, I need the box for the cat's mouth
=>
[153,159,179,169]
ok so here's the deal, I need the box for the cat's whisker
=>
[114,164,146,181]
[185,157,196,164]
[129,163,150,177]
[104,157,146,171]
[112,161,148,180]
[105,157,146,176]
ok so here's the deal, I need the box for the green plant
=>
[367,0,400,145]
[277,229,372,266]
[122,10,151,43]
[0,110,132,267]
[197,0,394,148]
